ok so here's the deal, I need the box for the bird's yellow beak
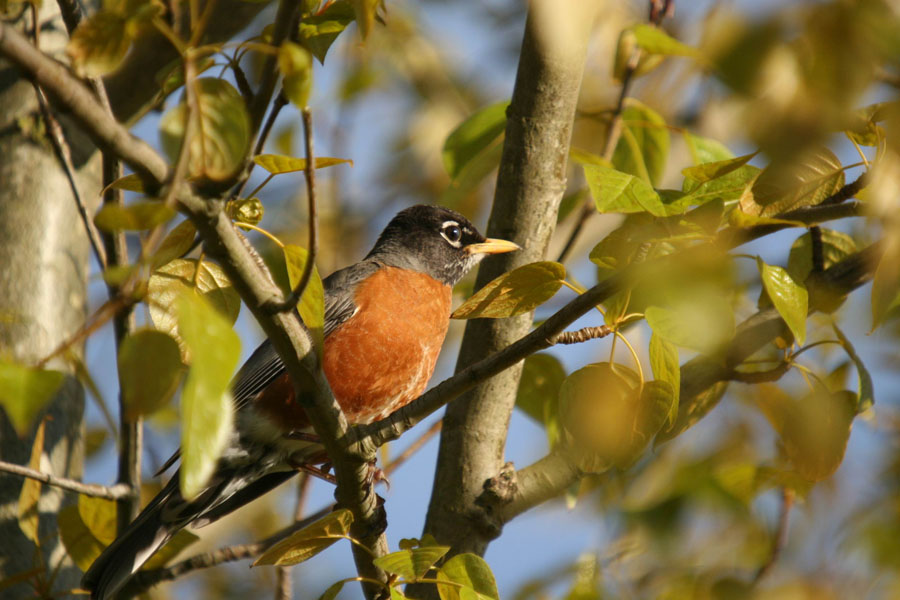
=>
[464,238,520,255]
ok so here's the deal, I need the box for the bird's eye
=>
[443,224,462,243]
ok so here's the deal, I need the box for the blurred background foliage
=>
[57,0,900,598]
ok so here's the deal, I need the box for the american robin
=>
[82,204,518,599]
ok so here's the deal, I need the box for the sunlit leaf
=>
[442,101,509,180]
[631,23,700,58]
[253,509,354,566]
[832,323,874,413]
[679,164,760,210]
[613,28,664,81]
[253,154,353,174]
[143,530,200,569]
[318,580,345,600]
[176,292,240,500]
[436,553,499,600]
[682,133,735,166]
[17,420,44,544]
[352,0,378,39]
[150,220,198,270]
[94,201,176,231]
[0,362,65,437]
[441,137,504,205]
[279,42,313,108]
[649,334,680,427]
[299,0,355,63]
[118,329,185,421]
[516,353,565,449]
[373,546,450,580]
[560,363,672,471]
[148,259,241,358]
[68,11,130,77]
[739,147,845,216]
[611,99,670,186]
[283,245,325,357]
[681,153,756,184]
[78,496,117,547]
[451,262,565,319]
[160,78,251,181]
[758,258,808,345]
[584,165,666,216]
[645,296,734,355]
[226,197,265,226]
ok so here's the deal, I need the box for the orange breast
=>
[322,267,451,424]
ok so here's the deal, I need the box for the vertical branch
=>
[418,0,599,584]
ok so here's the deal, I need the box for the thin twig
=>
[32,85,108,270]
[0,459,134,500]
[274,473,312,600]
[234,91,289,200]
[549,325,612,345]
[266,107,318,313]
[754,487,794,584]
[383,420,442,476]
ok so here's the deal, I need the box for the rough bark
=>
[419,0,599,568]
[0,5,98,596]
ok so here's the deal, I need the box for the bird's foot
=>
[289,460,336,484]
[367,461,390,490]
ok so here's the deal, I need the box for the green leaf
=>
[253,154,353,174]
[441,137,504,206]
[279,42,313,108]
[298,0,355,63]
[351,0,377,39]
[681,152,756,185]
[631,23,699,58]
[150,220,198,270]
[569,147,612,168]
[143,530,200,569]
[738,147,845,217]
[0,362,65,437]
[253,509,354,566]
[682,133,735,166]
[391,588,411,600]
[451,262,565,320]
[442,101,509,180]
[645,296,734,355]
[283,245,325,358]
[68,11,130,77]
[118,329,185,421]
[77,496,118,546]
[516,353,565,449]
[318,580,346,600]
[176,292,241,500]
[679,165,760,210]
[773,388,855,482]
[59,504,107,572]
[103,172,144,193]
[611,99,670,186]
[832,324,874,414]
[655,381,728,446]
[17,420,44,544]
[649,334,680,427]
[373,546,451,580]
[147,259,241,359]
[787,228,857,283]
[160,78,251,181]
[758,259,808,345]
[870,238,900,330]
[436,553,499,600]
[584,165,666,216]
[226,197,265,226]
[94,201,176,232]
[560,363,672,471]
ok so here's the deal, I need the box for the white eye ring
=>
[441,221,462,247]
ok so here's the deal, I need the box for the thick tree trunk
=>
[419,0,599,573]
[0,5,98,597]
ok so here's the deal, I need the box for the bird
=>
[82,204,519,599]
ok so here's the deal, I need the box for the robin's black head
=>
[366,205,519,286]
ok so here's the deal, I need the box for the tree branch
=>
[0,460,134,500]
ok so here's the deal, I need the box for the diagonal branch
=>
[0,459,134,500]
